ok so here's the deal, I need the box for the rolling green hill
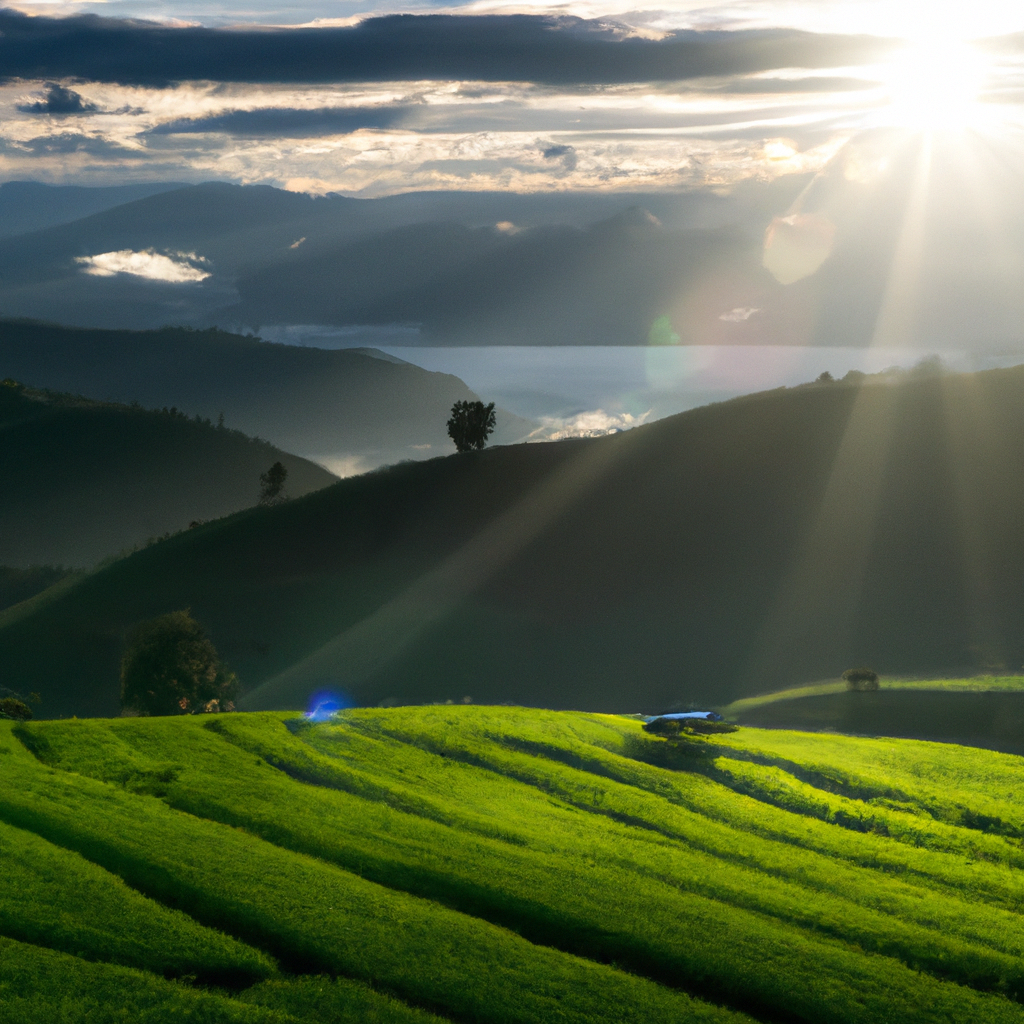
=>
[5,706,1024,1023]
[9,363,1024,717]
[723,676,1024,754]
[0,381,335,566]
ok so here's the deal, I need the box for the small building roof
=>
[645,711,722,722]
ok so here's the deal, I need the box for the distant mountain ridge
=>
[0,179,793,339]
[0,320,534,469]
[8,363,1024,718]
[0,180,186,240]
[0,381,336,566]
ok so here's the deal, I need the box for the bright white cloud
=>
[529,408,651,441]
[75,249,211,281]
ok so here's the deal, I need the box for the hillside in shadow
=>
[0,320,533,469]
[0,381,336,566]
[7,363,1024,717]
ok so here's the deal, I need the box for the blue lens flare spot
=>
[305,688,355,722]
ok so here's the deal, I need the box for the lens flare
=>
[305,688,354,722]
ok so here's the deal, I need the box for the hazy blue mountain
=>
[7,362,1024,718]
[0,180,186,240]
[1,163,1019,348]
[0,179,802,334]
[231,210,762,345]
[0,320,534,468]
[0,381,337,567]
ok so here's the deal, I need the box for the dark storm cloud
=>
[17,82,98,115]
[542,143,578,171]
[150,105,413,136]
[8,133,135,157]
[0,8,898,87]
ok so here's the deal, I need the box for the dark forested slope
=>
[0,320,532,467]
[0,382,335,566]
[6,365,1024,717]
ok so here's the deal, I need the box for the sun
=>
[880,31,990,130]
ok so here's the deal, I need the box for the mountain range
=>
[1,151,1021,350]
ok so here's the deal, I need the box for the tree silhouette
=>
[843,667,879,691]
[259,461,288,504]
[447,401,496,452]
[120,610,238,716]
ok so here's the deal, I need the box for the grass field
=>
[5,706,1024,1023]
[722,675,1024,715]
[723,677,1024,754]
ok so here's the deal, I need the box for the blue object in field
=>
[644,711,722,723]
[305,688,355,722]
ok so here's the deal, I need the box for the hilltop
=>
[0,381,335,566]
[0,320,533,470]
[7,363,1024,717]
[6,706,1024,1024]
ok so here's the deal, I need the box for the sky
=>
[2,0,1023,194]
[3,0,1024,440]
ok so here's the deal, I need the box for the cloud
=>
[541,142,577,171]
[149,105,411,136]
[75,249,211,282]
[529,408,652,441]
[10,133,135,158]
[0,9,898,87]
[17,82,98,115]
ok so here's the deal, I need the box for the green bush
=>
[0,696,32,720]
[120,610,238,716]
[843,668,880,691]
[643,716,737,736]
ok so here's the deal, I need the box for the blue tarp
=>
[644,711,722,722]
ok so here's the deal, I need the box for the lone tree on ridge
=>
[447,400,496,452]
[843,667,879,691]
[120,610,238,716]
[259,461,288,505]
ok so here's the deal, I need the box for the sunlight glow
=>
[881,35,989,130]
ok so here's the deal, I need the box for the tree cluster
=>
[120,610,238,716]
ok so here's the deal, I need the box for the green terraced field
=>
[4,706,1024,1023]
[723,677,1024,754]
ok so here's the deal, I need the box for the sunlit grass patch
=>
[8,708,1024,1022]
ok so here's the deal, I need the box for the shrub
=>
[0,697,32,720]
[643,717,737,736]
[843,667,880,691]
[120,610,238,716]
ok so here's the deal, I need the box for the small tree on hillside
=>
[843,667,879,691]
[447,401,496,453]
[259,461,288,505]
[0,697,32,720]
[120,610,238,716]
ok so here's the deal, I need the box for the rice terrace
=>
[5,703,1024,1023]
